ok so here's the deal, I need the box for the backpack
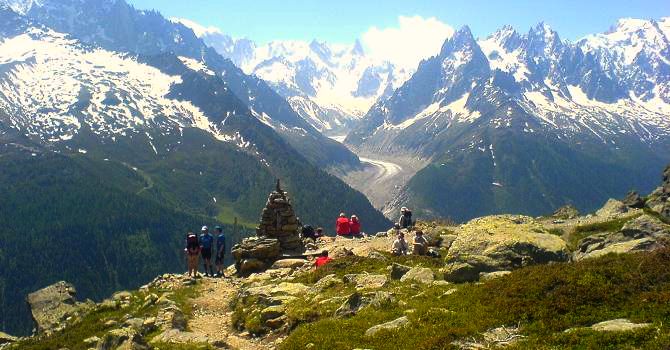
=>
[302,225,315,238]
[186,234,199,250]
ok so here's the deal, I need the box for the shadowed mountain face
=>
[347,23,670,221]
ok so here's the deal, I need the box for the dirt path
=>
[189,277,279,350]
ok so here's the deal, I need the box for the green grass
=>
[279,248,670,350]
[14,283,200,350]
[547,228,565,236]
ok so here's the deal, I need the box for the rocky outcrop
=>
[574,214,670,260]
[596,199,629,217]
[647,164,670,220]
[26,281,93,335]
[622,191,645,209]
[443,215,569,282]
[0,332,17,345]
[553,205,580,219]
[364,316,409,337]
[232,237,282,274]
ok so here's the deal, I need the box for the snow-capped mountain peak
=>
[0,0,42,14]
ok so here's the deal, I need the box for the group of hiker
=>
[184,226,227,278]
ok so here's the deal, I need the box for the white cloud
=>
[170,17,221,37]
[362,16,454,70]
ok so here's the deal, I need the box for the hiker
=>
[391,232,409,256]
[350,215,361,237]
[398,207,413,229]
[200,226,215,277]
[412,230,429,256]
[315,227,324,239]
[315,250,333,268]
[215,226,226,277]
[185,232,200,278]
[336,212,351,237]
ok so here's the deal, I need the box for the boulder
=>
[0,331,17,345]
[444,215,569,282]
[479,271,512,281]
[98,327,148,350]
[260,305,285,322]
[270,259,308,269]
[622,191,645,209]
[238,258,267,274]
[232,237,281,261]
[312,274,343,292]
[574,215,670,260]
[553,205,580,219]
[334,292,364,318]
[399,267,434,284]
[364,316,409,337]
[390,263,411,280]
[27,281,91,335]
[590,319,652,332]
[596,199,629,217]
[150,329,209,345]
[343,274,388,290]
[265,315,288,330]
[440,235,458,249]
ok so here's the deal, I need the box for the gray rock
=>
[98,327,148,350]
[364,316,409,337]
[0,332,17,345]
[399,267,434,284]
[260,305,285,322]
[312,274,343,292]
[553,205,580,219]
[444,215,568,282]
[590,319,652,332]
[479,271,512,281]
[27,281,90,335]
[574,215,670,260]
[390,263,411,280]
[270,259,307,269]
[343,274,388,290]
[335,292,364,318]
[150,329,209,345]
[596,199,629,217]
[622,191,645,209]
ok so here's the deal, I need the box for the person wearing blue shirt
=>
[214,226,226,277]
[199,226,215,277]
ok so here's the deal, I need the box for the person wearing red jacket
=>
[349,215,361,237]
[336,212,351,236]
[315,250,333,268]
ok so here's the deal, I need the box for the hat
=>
[201,226,208,231]
[215,226,222,231]
[339,212,346,217]
[401,207,407,212]
[351,214,357,218]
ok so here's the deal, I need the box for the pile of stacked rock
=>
[232,180,304,274]
[256,180,303,251]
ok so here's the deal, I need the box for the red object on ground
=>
[336,217,351,235]
[350,219,361,234]
[315,256,333,267]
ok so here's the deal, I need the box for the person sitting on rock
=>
[336,213,351,237]
[412,230,429,256]
[350,215,362,237]
[315,227,324,238]
[391,232,409,256]
[315,250,333,268]
[398,207,413,229]
[185,231,200,278]
[302,224,317,240]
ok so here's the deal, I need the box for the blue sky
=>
[128,0,669,43]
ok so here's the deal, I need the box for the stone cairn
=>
[232,180,304,274]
